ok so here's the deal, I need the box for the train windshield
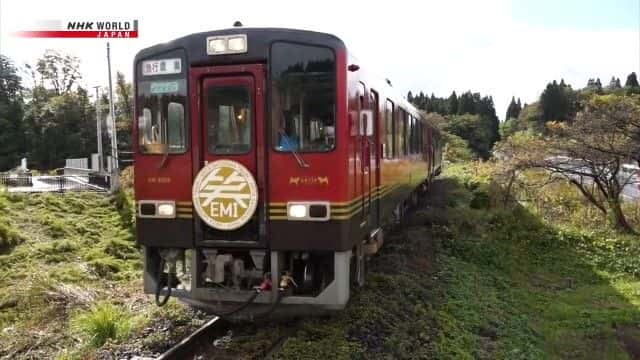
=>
[271,42,336,152]
[137,78,187,154]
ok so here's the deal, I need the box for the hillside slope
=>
[0,191,202,359]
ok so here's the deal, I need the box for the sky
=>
[0,0,638,120]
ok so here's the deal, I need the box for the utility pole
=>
[93,86,103,173]
[107,42,119,191]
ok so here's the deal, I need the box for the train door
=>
[196,72,264,246]
[358,83,371,226]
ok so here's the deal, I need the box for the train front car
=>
[134,28,359,316]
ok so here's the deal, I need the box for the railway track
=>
[156,317,230,360]
[155,316,298,359]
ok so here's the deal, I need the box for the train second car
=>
[133,27,442,316]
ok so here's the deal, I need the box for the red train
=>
[133,26,442,316]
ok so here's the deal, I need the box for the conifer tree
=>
[625,72,639,87]
[505,96,518,120]
[447,91,459,115]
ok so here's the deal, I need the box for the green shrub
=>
[72,302,132,347]
[87,258,123,278]
[470,190,490,209]
[0,219,25,249]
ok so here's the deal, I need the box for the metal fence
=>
[0,174,109,193]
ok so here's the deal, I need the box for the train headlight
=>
[207,34,247,55]
[286,202,330,221]
[227,36,247,52]
[288,204,307,218]
[208,38,227,53]
[157,203,176,217]
[138,200,176,218]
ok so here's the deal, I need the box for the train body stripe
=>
[268,184,402,220]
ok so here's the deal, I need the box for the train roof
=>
[134,27,346,66]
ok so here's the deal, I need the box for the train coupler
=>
[155,248,182,306]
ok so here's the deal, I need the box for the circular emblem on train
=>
[192,160,258,230]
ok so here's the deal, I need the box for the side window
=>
[409,115,415,154]
[359,83,366,109]
[399,109,407,156]
[271,42,336,152]
[358,82,366,135]
[404,112,409,155]
[417,121,422,154]
[370,90,379,157]
[395,109,401,157]
[137,79,188,154]
[385,99,394,159]
[414,118,419,154]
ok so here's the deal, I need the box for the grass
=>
[3,161,640,358]
[0,189,197,359]
[0,191,135,356]
[431,163,640,359]
[72,302,134,347]
[277,162,640,359]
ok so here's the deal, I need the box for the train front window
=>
[271,42,336,152]
[137,79,187,154]
[207,86,252,154]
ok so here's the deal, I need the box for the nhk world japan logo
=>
[14,19,138,38]
[193,160,258,230]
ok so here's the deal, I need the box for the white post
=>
[94,86,103,173]
[107,42,119,191]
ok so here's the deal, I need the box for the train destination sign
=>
[150,81,179,94]
[142,58,182,76]
[192,160,259,230]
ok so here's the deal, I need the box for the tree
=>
[500,95,639,233]
[447,91,458,115]
[412,89,501,154]
[30,50,81,95]
[500,102,542,138]
[416,91,425,108]
[0,55,26,170]
[625,72,639,88]
[505,96,518,120]
[602,95,640,167]
[458,91,475,114]
[443,132,474,162]
[115,71,133,151]
[540,80,577,123]
[23,51,95,169]
[586,78,603,93]
[443,113,493,159]
[427,93,446,115]
[608,76,622,90]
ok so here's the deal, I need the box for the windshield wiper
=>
[157,143,169,169]
[278,129,310,168]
